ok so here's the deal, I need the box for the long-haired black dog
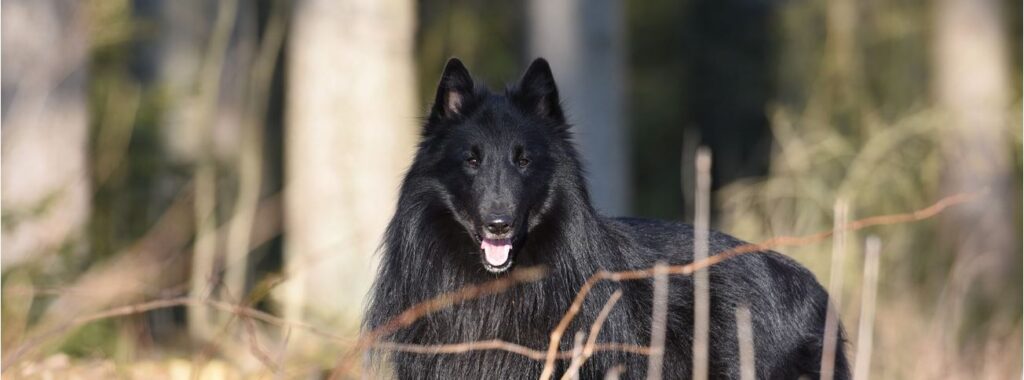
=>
[364,58,849,379]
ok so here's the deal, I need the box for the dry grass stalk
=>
[604,365,625,380]
[852,236,881,380]
[735,304,756,380]
[646,262,671,380]
[562,290,624,378]
[820,200,848,380]
[566,332,586,380]
[240,298,278,372]
[273,327,292,380]
[219,283,278,373]
[691,147,712,380]
[585,291,625,355]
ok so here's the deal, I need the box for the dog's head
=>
[418,58,570,273]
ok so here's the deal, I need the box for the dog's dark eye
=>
[514,146,530,168]
[466,156,480,168]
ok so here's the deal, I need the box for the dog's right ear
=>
[431,58,475,120]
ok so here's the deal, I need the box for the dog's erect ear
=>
[431,58,475,119]
[512,58,565,124]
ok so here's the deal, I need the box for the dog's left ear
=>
[512,58,565,124]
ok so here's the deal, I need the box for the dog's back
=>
[610,217,852,379]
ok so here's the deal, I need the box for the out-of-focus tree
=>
[625,0,776,222]
[1,0,91,270]
[282,0,417,339]
[527,0,629,215]
[158,0,260,344]
[934,0,1019,354]
[133,0,264,343]
[682,0,775,219]
[934,0,1015,267]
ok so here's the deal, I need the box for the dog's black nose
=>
[485,218,512,235]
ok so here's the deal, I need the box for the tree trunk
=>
[933,0,1017,343]
[527,0,629,215]
[283,0,417,334]
[1,0,91,270]
[142,0,263,342]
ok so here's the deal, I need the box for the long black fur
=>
[364,58,850,379]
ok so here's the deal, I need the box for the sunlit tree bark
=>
[283,0,417,333]
[1,0,91,269]
[933,0,1017,338]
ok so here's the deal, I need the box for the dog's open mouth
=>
[480,237,513,273]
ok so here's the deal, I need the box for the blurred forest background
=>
[1,0,1021,378]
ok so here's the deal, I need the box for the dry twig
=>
[604,365,626,380]
[852,236,881,380]
[561,290,624,378]
[646,262,671,380]
[565,332,586,380]
[690,147,712,380]
[821,200,849,380]
[735,304,756,380]
[274,327,292,380]
[328,266,549,377]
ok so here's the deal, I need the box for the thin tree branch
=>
[561,290,624,378]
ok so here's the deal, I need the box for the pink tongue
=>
[481,238,512,266]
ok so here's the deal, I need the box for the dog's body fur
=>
[364,58,849,379]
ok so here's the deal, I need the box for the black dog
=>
[364,58,849,379]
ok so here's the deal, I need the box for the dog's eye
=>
[466,156,480,168]
[514,146,530,168]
